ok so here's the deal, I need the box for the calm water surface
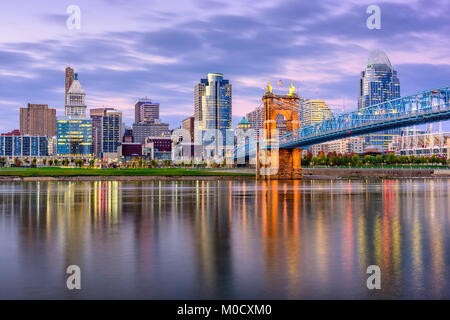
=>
[0,179,449,299]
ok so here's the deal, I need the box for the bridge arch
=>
[259,82,302,179]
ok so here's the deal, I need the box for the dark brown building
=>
[65,66,74,105]
[20,104,56,136]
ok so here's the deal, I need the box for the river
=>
[0,179,449,299]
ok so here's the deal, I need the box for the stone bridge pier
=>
[257,82,303,180]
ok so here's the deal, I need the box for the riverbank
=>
[301,167,450,179]
[0,167,449,182]
[0,167,254,181]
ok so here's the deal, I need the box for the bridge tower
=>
[258,81,302,179]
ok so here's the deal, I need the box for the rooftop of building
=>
[237,117,250,125]
[67,74,85,94]
[367,49,393,69]
[56,116,92,121]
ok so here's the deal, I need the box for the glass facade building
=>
[300,99,333,127]
[56,117,93,157]
[0,135,47,157]
[195,73,233,156]
[135,99,160,124]
[102,110,122,154]
[358,50,401,151]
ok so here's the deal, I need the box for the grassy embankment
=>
[0,167,254,177]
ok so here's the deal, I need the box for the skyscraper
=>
[90,107,115,157]
[65,73,87,118]
[358,49,401,151]
[20,103,56,136]
[65,67,74,106]
[194,73,232,157]
[102,109,122,157]
[194,79,208,123]
[135,98,160,124]
[300,99,333,127]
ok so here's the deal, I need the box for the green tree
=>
[327,152,337,166]
[430,154,438,164]
[363,155,373,165]
[317,151,327,166]
[301,151,312,166]
[31,158,37,167]
[53,159,59,166]
[89,159,95,167]
[48,159,53,166]
[151,159,158,168]
[42,158,47,166]
[386,153,396,164]
[14,157,21,167]
[374,154,382,164]
[311,156,319,166]
[350,154,360,166]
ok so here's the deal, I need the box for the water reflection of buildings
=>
[0,178,448,299]
[0,180,121,297]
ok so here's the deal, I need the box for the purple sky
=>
[0,0,449,131]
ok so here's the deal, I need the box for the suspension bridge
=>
[235,86,450,179]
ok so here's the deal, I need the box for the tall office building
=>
[200,73,232,131]
[65,73,87,118]
[90,107,115,157]
[20,103,56,136]
[194,80,207,123]
[358,49,401,151]
[300,99,333,127]
[182,116,195,143]
[65,67,75,107]
[102,109,122,157]
[135,98,160,124]
[246,106,264,138]
[56,117,93,157]
[194,73,232,156]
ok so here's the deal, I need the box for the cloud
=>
[0,0,449,132]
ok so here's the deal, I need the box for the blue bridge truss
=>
[236,86,450,157]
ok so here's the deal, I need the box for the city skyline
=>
[0,0,449,132]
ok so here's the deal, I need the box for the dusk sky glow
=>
[0,0,449,130]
